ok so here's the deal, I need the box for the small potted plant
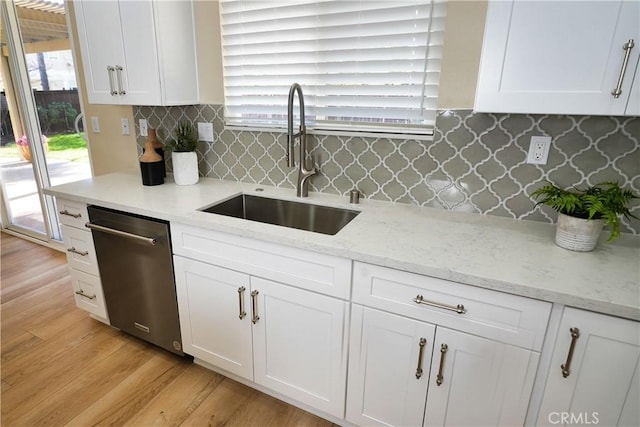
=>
[166,121,198,185]
[16,134,48,162]
[531,181,638,251]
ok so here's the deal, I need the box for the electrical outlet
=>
[527,136,551,165]
[197,122,215,142]
[121,118,130,136]
[139,119,148,137]
[91,116,100,133]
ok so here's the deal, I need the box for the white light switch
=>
[121,118,130,135]
[139,119,148,137]
[91,116,100,133]
[197,122,215,142]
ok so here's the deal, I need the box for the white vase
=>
[555,212,604,252]
[172,151,199,185]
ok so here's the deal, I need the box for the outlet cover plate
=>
[527,136,551,165]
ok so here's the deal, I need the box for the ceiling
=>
[1,0,68,48]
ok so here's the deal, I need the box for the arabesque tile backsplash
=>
[133,105,640,235]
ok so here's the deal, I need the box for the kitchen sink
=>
[199,194,359,235]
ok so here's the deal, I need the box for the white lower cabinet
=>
[536,308,640,427]
[347,305,539,427]
[347,305,436,426]
[173,257,253,379]
[57,198,108,322]
[423,327,539,426]
[251,276,348,417]
[346,262,550,427]
[173,254,348,418]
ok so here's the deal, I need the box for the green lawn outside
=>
[0,133,89,162]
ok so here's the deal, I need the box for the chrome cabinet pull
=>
[436,343,448,386]
[67,247,88,256]
[75,289,96,300]
[86,222,157,246]
[414,294,466,315]
[251,290,260,324]
[561,327,580,378]
[415,337,427,379]
[59,209,81,219]
[115,65,126,95]
[107,65,117,95]
[612,39,635,98]
[238,286,247,319]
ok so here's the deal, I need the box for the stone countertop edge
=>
[44,171,640,322]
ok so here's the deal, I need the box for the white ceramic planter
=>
[172,151,199,186]
[555,212,604,252]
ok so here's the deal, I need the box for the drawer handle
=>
[413,294,466,314]
[67,247,89,256]
[59,209,82,219]
[611,39,635,98]
[436,343,448,386]
[238,286,247,319]
[415,337,427,379]
[251,290,260,324]
[75,289,96,300]
[561,327,580,378]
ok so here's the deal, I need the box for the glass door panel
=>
[0,0,91,241]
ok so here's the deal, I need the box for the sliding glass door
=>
[0,0,91,242]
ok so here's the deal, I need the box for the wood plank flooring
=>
[1,232,336,426]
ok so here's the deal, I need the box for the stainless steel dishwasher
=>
[87,205,184,356]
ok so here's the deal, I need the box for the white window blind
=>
[220,0,447,136]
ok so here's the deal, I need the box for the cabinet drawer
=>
[57,199,89,229]
[61,225,99,276]
[171,223,351,299]
[70,269,108,320]
[353,262,551,351]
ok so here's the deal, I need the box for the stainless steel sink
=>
[200,194,359,235]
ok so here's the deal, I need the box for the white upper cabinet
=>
[475,0,640,116]
[73,0,198,106]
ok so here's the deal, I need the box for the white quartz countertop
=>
[45,171,640,321]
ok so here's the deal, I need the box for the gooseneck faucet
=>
[287,83,316,197]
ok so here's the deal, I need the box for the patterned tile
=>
[134,106,640,235]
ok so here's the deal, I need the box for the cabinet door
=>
[346,305,436,427]
[537,308,640,427]
[423,327,539,426]
[73,1,125,104]
[475,0,640,115]
[251,277,348,418]
[173,256,253,380]
[117,0,162,105]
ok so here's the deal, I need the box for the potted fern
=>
[166,121,199,185]
[531,181,638,251]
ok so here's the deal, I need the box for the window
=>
[220,0,447,136]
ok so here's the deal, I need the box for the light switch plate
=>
[91,116,100,133]
[121,118,130,136]
[197,122,215,142]
[139,119,148,137]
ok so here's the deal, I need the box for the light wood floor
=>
[1,232,336,426]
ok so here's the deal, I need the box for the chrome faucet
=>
[287,83,316,197]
